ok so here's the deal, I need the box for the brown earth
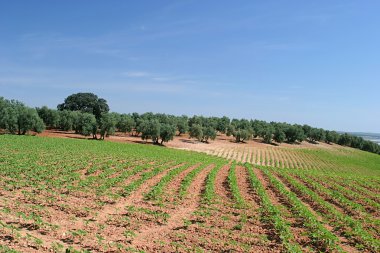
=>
[38,129,340,152]
[271,171,360,253]
[1,130,374,252]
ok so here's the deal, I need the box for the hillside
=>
[0,135,379,252]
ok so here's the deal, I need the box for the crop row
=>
[293,172,380,234]
[275,169,380,252]
[209,146,342,171]
[144,163,196,202]
[262,168,341,252]
[245,164,302,252]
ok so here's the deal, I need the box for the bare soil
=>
[271,171,360,253]
[1,131,371,252]
[39,129,340,152]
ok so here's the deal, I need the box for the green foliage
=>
[273,127,286,143]
[189,124,203,141]
[145,163,193,202]
[0,245,20,253]
[122,163,176,197]
[235,129,252,143]
[57,92,109,120]
[202,126,217,143]
[308,128,326,143]
[76,113,97,137]
[284,125,305,143]
[216,116,230,133]
[251,120,267,138]
[36,106,60,129]
[227,163,246,208]
[0,133,379,252]
[325,130,339,144]
[140,119,161,143]
[302,124,312,137]
[262,125,274,144]
[203,163,224,204]
[0,98,45,134]
[136,116,178,144]
[264,169,340,251]
[189,123,216,143]
[228,119,253,143]
[99,113,116,140]
[2,95,380,154]
[176,115,189,136]
[245,164,302,252]
[116,114,135,133]
[179,163,209,198]
[159,123,176,144]
[277,169,380,252]
[58,110,76,131]
[299,147,380,174]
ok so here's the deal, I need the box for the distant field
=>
[350,132,380,145]
[205,144,380,175]
[0,135,379,252]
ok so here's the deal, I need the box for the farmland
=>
[0,135,380,252]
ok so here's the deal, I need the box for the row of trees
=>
[37,106,114,139]
[0,97,45,135]
[1,93,379,155]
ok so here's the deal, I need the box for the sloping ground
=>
[0,135,379,252]
[40,130,366,172]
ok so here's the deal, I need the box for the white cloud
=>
[151,77,171,81]
[122,71,150,77]
[125,83,185,93]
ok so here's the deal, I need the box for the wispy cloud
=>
[151,77,171,81]
[122,71,150,77]
[125,83,185,93]
[120,71,198,85]
[17,32,137,60]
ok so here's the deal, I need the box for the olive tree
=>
[233,129,251,143]
[263,125,275,144]
[216,116,230,134]
[325,130,339,144]
[189,124,203,142]
[98,113,116,140]
[140,119,160,143]
[36,106,60,129]
[308,128,326,143]
[1,100,45,135]
[273,127,286,143]
[159,123,176,144]
[202,126,217,143]
[75,112,97,137]
[58,110,76,131]
[117,114,135,134]
[284,125,305,143]
[176,116,189,136]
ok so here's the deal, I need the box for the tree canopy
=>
[1,95,379,154]
[0,97,45,135]
[57,92,109,120]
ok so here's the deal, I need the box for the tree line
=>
[0,93,379,155]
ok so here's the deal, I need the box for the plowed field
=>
[0,135,379,252]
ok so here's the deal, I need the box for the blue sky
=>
[1,1,379,132]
